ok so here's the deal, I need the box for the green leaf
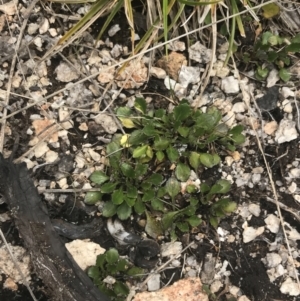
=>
[114,281,129,296]
[128,130,147,145]
[96,254,106,269]
[102,201,117,217]
[135,163,148,177]
[156,151,165,161]
[262,3,280,19]
[176,221,189,232]
[142,190,155,202]
[127,266,144,276]
[165,177,181,199]
[84,191,102,205]
[119,117,135,128]
[210,179,231,194]
[186,184,197,194]
[134,98,147,114]
[175,163,191,181]
[154,137,170,150]
[151,198,164,211]
[117,106,132,117]
[200,182,210,193]
[177,126,190,137]
[145,211,163,239]
[174,103,191,122]
[279,68,291,82]
[189,152,201,170]
[127,186,138,198]
[106,248,119,264]
[186,216,202,227]
[125,197,136,207]
[229,124,243,135]
[134,198,146,214]
[232,133,245,145]
[200,153,220,168]
[90,171,109,185]
[133,145,148,158]
[147,173,163,186]
[101,182,118,193]
[143,124,158,136]
[162,211,179,230]
[209,216,219,228]
[155,108,166,118]
[116,259,129,272]
[112,189,124,205]
[87,266,100,279]
[117,202,132,220]
[166,146,179,162]
[120,162,135,178]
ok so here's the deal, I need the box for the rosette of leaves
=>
[87,98,244,236]
[88,248,143,301]
[246,32,300,82]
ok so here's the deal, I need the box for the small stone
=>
[164,76,177,90]
[108,24,120,37]
[256,86,279,111]
[248,203,261,217]
[156,52,187,81]
[221,76,239,94]
[242,223,264,243]
[210,280,223,293]
[178,66,201,88]
[264,121,278,135]
[252,167,264,174]
[150,67,166,79]
[45,150,58,163]
[88,149,101,162]
[65,239,105,271]
[288,182,297,193]
[265,253,282,268]
[169,41,186,51]
[280,277,300,296]
[266,69,279,87]
[88,121,103,136]
[59,108,74,130]
[48,28,58,37]
[289,168,300,178]
[238,296,251,301]
[282,99,293,113]
[281,87,294,98]
[161,241,182,257]
[97,72,114,84]
[275,119,297,144]
[214,61,230,78]
[189,42,214,64]
[34,142,49,158]
[264,214,280,233]
[78,123,88,131]
[28,23,39,35]
[147,273,161,291]
[251,173,261,184]
[94,113,118,134]
[39,18,49,34]
[0,0,17,15]
[232,102,245,113]
[55,62,80,82]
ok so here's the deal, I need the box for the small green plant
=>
[86,99,244,237]
[88,248,143,301]
[246,32,300,82]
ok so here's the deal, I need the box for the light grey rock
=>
[189,42,214,64]
[55,62,80,82]
[221,76,239,94]
[264,214,280,233]
[178,66,201,87]
[280,277,300,296]
[265,253,282,268]
[275,119,297,144]
[94,113,118,134]
[147,273,161,291]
